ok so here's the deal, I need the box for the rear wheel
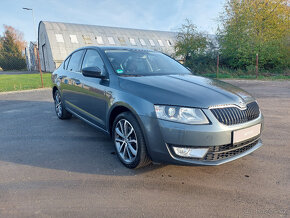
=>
[54,90,72,120]
[113,112,151,169]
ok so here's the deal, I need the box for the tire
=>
[112,112,151,169]
[53,89,72,120]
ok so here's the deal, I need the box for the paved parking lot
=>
[0,80,289,217]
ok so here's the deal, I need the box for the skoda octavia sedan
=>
[51,46,263,168]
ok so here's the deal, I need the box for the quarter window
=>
[64,56,71,70]
[82,49,105,73]
[67,50,84,72]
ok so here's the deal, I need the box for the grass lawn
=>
[0,73,52,92]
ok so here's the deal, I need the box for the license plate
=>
[233,124,261,144]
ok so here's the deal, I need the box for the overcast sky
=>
[0,0,225,43]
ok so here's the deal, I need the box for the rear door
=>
[61,49,85,112]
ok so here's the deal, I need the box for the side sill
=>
[66,107,110,135]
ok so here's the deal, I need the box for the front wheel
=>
[54,90,72,120]
[112,112,151,169]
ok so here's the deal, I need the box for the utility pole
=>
[22,7,43,88]
[216,54,219,78]
[256,53,259,79]
[23,8,37,40]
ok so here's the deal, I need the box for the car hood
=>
[119,74,255,108]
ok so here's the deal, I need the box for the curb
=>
[0,88,51,95]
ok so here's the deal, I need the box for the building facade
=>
[38,21,177,72]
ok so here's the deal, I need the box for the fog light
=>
[173,147,208,158]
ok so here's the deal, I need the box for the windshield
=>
[104,49,191,76]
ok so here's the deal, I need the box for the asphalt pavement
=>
[0,80,289,217]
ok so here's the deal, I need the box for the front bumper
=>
[166,138,262,166]
[139,109,264,166]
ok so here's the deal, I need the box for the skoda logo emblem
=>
[239,99,247,109]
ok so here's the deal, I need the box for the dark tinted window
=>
[82,49,105,72]
[105,49,190,76]
[67,50,84,72]
[63,56,71,70]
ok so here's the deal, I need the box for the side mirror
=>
[82,66,105,79]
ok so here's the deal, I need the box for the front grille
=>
[210,101,260,125]
[204,137,259,161]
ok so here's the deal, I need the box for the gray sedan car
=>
[52,46,263,168]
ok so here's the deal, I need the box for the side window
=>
[67,50,84,72]
[82,49,105,72]
[63,56,71,70]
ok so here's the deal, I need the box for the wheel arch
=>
[108,103,145,137]
[108,102,153,164]
[52,86,58,99]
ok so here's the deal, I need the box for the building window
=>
[149,39,155,46]
[129,38,136,46]
[108,37,115,45]
[55,34,64,43]
[139,38,146,46]
[96,36,104,45]
[166,40,172,46]
[118,37,126,45]
[158,39,164,47]
[82,35,92,44]
[70,35,78,43]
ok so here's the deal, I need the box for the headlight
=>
[154,105,209,124]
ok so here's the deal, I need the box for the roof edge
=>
[41,20,177,34]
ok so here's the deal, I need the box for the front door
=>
[71,49,109,129]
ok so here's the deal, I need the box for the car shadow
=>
[0,100,165,176]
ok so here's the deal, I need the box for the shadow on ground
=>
[0,100,164,176]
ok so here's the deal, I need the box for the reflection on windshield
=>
[105,49,190,76]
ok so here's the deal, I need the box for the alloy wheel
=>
[54,91,63,117]
[114,119,138,163]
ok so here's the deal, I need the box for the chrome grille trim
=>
[210,101,260,125]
